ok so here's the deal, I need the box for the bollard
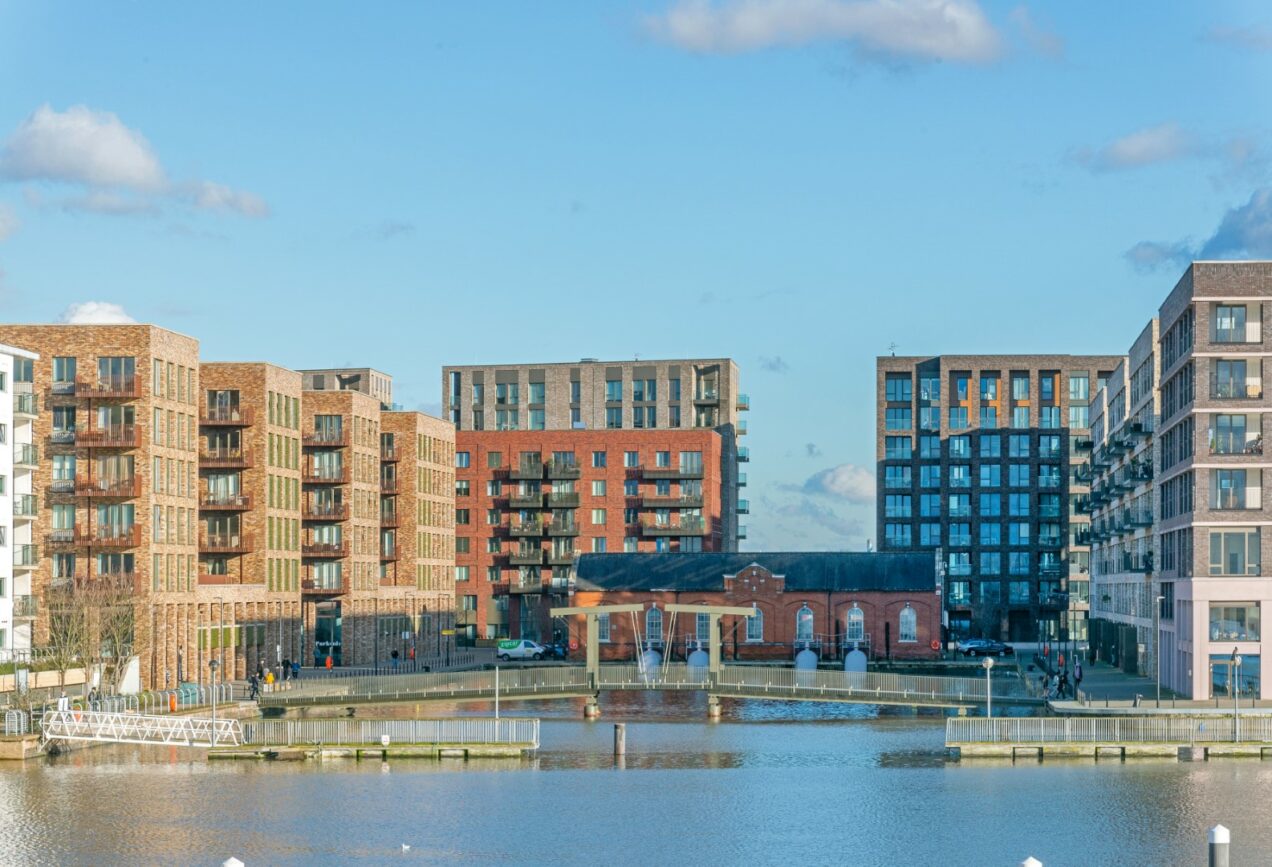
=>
[613,723,626,756]
[1021,858,1043,867]
[1209,824,1230,867]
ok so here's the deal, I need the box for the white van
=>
[496,639,547,661]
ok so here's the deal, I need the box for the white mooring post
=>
[1209,824,1230,867]
[613,723,626,756]
[1020,858,1042,867]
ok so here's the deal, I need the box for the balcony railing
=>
[1121,552,1153,573]
[547,548,576,565]
[640,494,704,508]
[380,476,399,494]
[200,446,253,468]
[303,429,349,448]
[547,519,580,536]
[510,518,545,537]
[380,443,399,462]
[14,392,37,417]
[302,465,350,484]
[302,540,349,558]
[50,429,75,445]
[508,491,545,508]
[304,502,349,521]
[546,458,581,479]
[200,532,253,554]
[302,577,345,594]
[947,563,972,576]
[546,491,580,507]
[379,545,398,561]
[639,517,707,536]
[75,476,141,498]
[76,525,141,548]
[200,492,252,510]
[14,544,38,569]
[13,595,37,619]
[1211,377,1263,400]
[511,460,545,480]
[75,377,140,399]
[76,425,140,448]
[1209,430,1263,456]
[380,509,399,528]
[736,393,750,411]
[14,493,37,519]
[1124,507,1153,527]
[200,406,254,426]
[640,464,705,480]
[14,442,37,468]
[509,548,543,566]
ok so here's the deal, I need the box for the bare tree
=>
[43,586,90,691]
[77,576,137,693]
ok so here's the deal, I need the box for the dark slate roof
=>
[573,552,936,593]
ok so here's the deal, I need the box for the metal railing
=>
[241,717,539,748]
[947,716,1272,744]
[4,709,30,735]
[261,665,593,706]
[41,710,242,747]
[715,666,996,704]
[597,663,710,690]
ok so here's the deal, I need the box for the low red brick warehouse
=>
[565,551,941,662]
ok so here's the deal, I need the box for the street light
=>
[983,656,995,718]
[208,659,220,748]
[1154,594,1164,707]
[1232,647,1242,743]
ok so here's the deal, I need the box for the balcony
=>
[737,446,750,462]
[694,388,720,405]
[1209,430,1263,456]
[1211,377,1263,401]
[547,548,576,566]
[77,525,141,548]
[303,502,349,521]
[75,377,140,399]
[947,563,972,577]
[76,476,141,498]
[14,392,37,418]
[14,493,37,520]
[640,516,706,536]
[738,525,747,540]
[303,429,349,448]
[50,429,76,446]
[1039,592,1070,609]
[380,509,399,528]
[1039,561,1065,577]
[302,540,348,558]
[200,446,253,468]
[738,472,747,487]
[510,578,545,594]
[510,517,545,537]
[1121,552,1153,573]
[381,443,399,462]
[302,577,345,595]
[508,491,545,508]
[14,544,37,570]
[1073,530,1093,546]
[509,548,543,566]
[302,465,350,485]
[200,406,254,426]
[736,393,750,411]
[14,442,37,468]
[546,491,580,508]
[640,494,704,508]
[200,492,252,510]
[546,458,581,480]
[200,532,253,554]
[949,505,971,518]
[1073,436,1093,452]
[547,519,580,537]
[948,591,972,607]
[511,460,545,480]
[13,595,37,620]
[380,476,399,494]
[380,545,398,562]
[76,425,140,449]
[1124,507,1153,527]
[1038,534,1063,547]
[640,464,704,481]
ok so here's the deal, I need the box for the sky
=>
[2,1,1271,552]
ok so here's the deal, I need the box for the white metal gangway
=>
[41,710,243,748]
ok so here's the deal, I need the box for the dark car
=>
[957,638,1014,658]
[544,641,569,660]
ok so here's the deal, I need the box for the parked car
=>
[958,638,1014,658]
[543,641,569,660]
[496,639,548,661]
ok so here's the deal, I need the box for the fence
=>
[41,710,243,747]
[716,666,996,704]
[4,709,29,735]
[291,651,482,682]
[947,716,1272,744]
[263,665,593,706]
[241,717,539,748]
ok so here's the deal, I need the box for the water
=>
[2,693,1269,866]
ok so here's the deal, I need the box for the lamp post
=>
[215,596,225,683]
[1232,648,1242,743]
[1154,594,1164,707]
[208,659,219,748]
[983,656,995,718]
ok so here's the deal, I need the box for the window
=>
[1011,375,1029,400]
[948,407,968,430]
[980,582,1002,604]
[919,406,940,430]
[746,608,764,642]
[1008,434,1030,458]
[53,356,76,387]
[1039,406,1060,429]
[948,494,970,517]
[1009,552,1031,575]
[624,451,639,468]
[948,552,971,576]
[1215,304,1248,342]
[591,480,606,496]
[885,408,912,430]
[455,509,470,525]
[1214,469,1257,510]
[1039,435,1062,458]
[979,465,1001,487]
[1069,405,1090,429]
[605,407,622,429]
[646,606,663,646]
[605,379,622,401]
[529,409,545,430]
[1012,407,1030,429]
[846,606,864,642]
[899,605,917,642]
[886,436,912,459]
[919,377,940,400]
[456,451,471,469]
[1210,529,1260,575]
[795,605,814,642]
[696,613,711,642]
[488,451,503,468]
[591,509,606,525]
[979,406,998,429]
[950,465,971,488]
[885,523,911,546]
[885,466,912,489]
[1038,465,1061,488]
[885,374,912,402]
[632,379,657,402]
[592,451,607,468]
[920,494,940,517]
[484,480,501,496]
[885,495,912,518]
[948,581,971,606]
[624,479,638,496]
[1009,581,1031,604]
[948,523,970,546]
[1009,522,1031,545]
[919,436,941,458]
[1009,465,1030,487]
[655,450,671,468]
[949,436,971,458]
[1069,374,1089,401]
[486,509,500,525]
[919,524,941,545]
[592,538,607,553]
[980,434,1001,458]
[980,375,998,401]
[528,382,546,404]
[980,552,1002,575]
[1009,493,1030,516]
[496,382,520,405]
[455,566,470,582]
[980,493,1001,516]
[1210,604,1260,641]
[597,613,611,642]
[1040,376,1055,401]
[920,465,941,488]
[980,523,1001,545]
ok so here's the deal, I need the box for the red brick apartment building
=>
[567,552,941,662]
[454,429,723,642]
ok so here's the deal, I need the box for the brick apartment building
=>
[0,323,455,688]
[567,552,940,662]
[876,354,1121,644]
[453,429,723,642]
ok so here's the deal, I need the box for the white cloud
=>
[58,302,137,325]
[1123,240,1194,273]
[645,0,1004,64]
[0,203,17,240]
[1200,187,1272,259]
[1008,5,1063,59]
[0,104,266,219]
[1072,122,1196,172]
[802,463,875,503]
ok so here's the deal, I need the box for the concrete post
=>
[708,614,722,676]
[586,614,600,691]
[613,723,625,756]
[1209,824,1230,867]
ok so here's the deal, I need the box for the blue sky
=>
[2,1,1271,550]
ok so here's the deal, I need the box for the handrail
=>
[241,717,539,748]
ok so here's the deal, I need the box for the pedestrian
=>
[325,653,333,671]
[248,674,260,701]
[87,686,99,711]
[391,649,399,671]
[58,691,69,712]
[1050,673,1060,699]
[1074,660,1084,693]
[265,669,275,691]
[256,660,265,681]
[292,660,301,680]
[1059,669,1070,699]
[1038,672,1047,695]
[282,658,291,681]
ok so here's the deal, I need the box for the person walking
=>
[248,674,260,702]
[1074,660,1084,697]
[1059,669,1070,699]
[264,669,275,692]
[390,649,399,671]
[325,653,333,671]
[292,660,301,680]
[282,658,291,681]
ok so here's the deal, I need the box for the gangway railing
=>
[948,716,1272,744]
[241,717,539,748]
[40,710,242,747]
[597,663,709,690]
[714,666,996,706]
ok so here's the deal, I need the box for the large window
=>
[597,614,611,642]
[884,524,911,546]
[920,465,941,487]
[1214,469,1258,510]
[979,493,1001,516]
[1011,375,1029,400]
[980,434,1001,457]
[919,435,941,458]
[948,407,968,430]
[1069,374,1089,401]
[919,377,940,400]
[980,375,998,400]
[846,606,864,642]
[884,465,912,489]
[885,374,912,402]
[1210,604,1260,642]
[884,495,911,518]
[949,436,971,458]
[980,552,1002,575]
[979,406,998,429]
[1214,304,1248,343]
[746,608,764,642]
[1209,528,1260,575]
[646,606,663,646]
[899,605,917,643]
[885,408,912,430]
[885,436,912,459]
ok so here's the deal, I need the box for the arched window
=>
[899,604,917,643]
[696,612,711,642]
[597,613,611,643]
[746,607,764,642]
[795,605,814,642]
[846,605,865,642]
[646,606,663,647]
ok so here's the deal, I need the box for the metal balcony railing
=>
[13,392,37,416]
[200,406,254,426]
[75,377,140,399]
[303,502,349,521]
[303,429,349,447]
[76,425,140,448]
[1211,377,1263,400]
[14,493,37,518]
[75,476,141,498]
[200,492,252,510]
